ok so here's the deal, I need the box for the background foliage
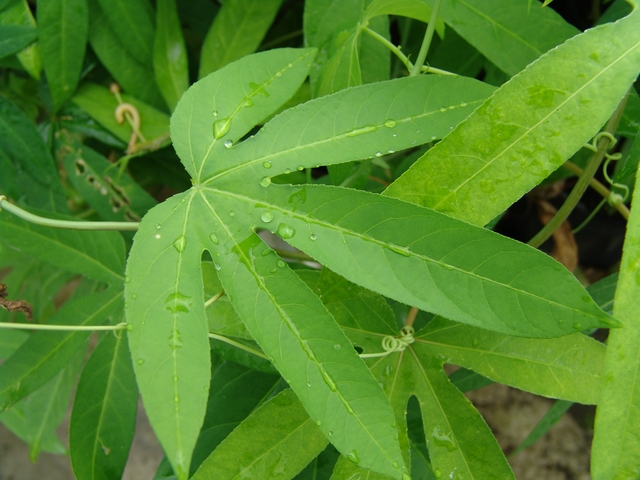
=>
[1,0,640,479]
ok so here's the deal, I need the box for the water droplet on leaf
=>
[277,223,296,239]
[277,260,286,268]
[173,235,186,253]
[213,118,230,139]
[137,358,145,365]
[384,119,397,128]
[210,233,219,245]
[261,176,271,187]
[224,139,233,148]
[263,161,272,169]
[346,450,359,464]
[261,211,274,223]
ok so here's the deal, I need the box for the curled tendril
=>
[582,131,628,206]
[359,325,415,359]
[115,103,145,154]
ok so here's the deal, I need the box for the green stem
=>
[528,91,630,248]
[409,0,442,77]
[273,248,316,263]
[563,161,630,220]
[204,290,225,308]
[362,27,413,72]
[0,321,129,331]
[208,333,270,360]
[0,196,140,231]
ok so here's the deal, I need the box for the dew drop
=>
[333,344,341,350]
[155,234,161,239]
[310,233,317,240]
[213,118,230,139]
[173,235,187,253]
[174,395,179,403]
[270,267,277,273]
[210,233,219,245]
[448,105,455,110]
[164,291,193,314]
[315,420,321,426]
[393,461,399,468]
[260,176,271,187]
[328,431,333,437]
[434,469,442,478]
[297,166,304,171]
[263,161,272,169]
[214,263,221,271]
[243,98,253,107]
[473,338,479,346]
[224,139,233,148]
[229,211,236,217]
[307,381,311,387]
[573,323,584,331]
[346,450,359,464]
[277,223,296,239]
[284,168,291,174]
[388,147,395,154]
[155,223,161,229]
[212,110,218,117]
[137,358,145,365]
[125,275,130,284]
[277,260,286,268]
[440,107,447,112]
[375,151,383,157]
[432,427,457,451]
[132,293,137,299]
[460,102,467,107]
[384,119,397,128]
[261,211,274,223]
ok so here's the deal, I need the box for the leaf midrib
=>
[210,186,597,324]
[196,190,404,473]
[434,20,640,211]
[200,97,486,186]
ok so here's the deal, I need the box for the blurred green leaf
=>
[37,0,88,112]
[0,24,36,59]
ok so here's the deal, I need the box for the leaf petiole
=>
[0,196,140,231]
[0,321,130,331]
[409,0,443,76]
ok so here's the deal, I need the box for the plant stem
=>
[562,161,630,220]
[409,0,442,77]
[405,307,419,327]
[208,333,270,360]
[528,91,630,248]
[0,321,129,331]
[204,290,225,308]
[362,27,413,72]
[0,196,140,231]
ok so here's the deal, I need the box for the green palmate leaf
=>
[192,389,328,480]
[223,183,614,337]
[0,288,122,411]
[72,83,170,148]
[70,330,138,480]
[57,137,157,223]
[25,347,84,461]
[153,0,189,111]
[385,5,640,226]
[96,0,155,66]
[199,0,284,79]
[171,48,318,181]
[415,317,605,403]
[0,24,36,59]
[192,74,494,181]
[0,96,66,212]
[421,0,577,76]
[592,156,640,477]
[371,350,514,479]
[37,0,88,112]
[86,0,163,108]
[0,211,125,285]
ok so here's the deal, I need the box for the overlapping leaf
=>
[127,44,618,479]
[385,4,640,226]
